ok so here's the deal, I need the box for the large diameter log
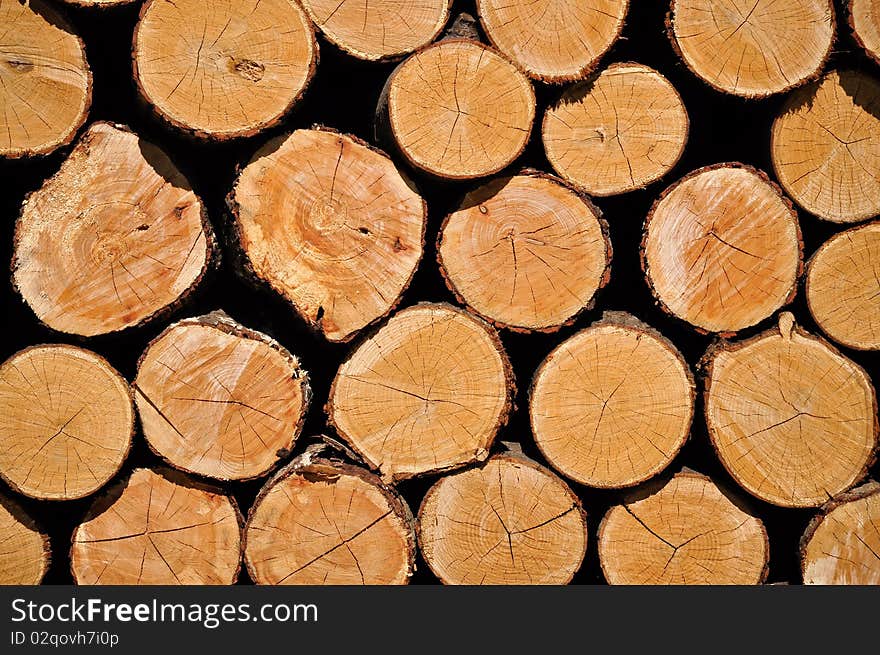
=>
[133,0,318,140]
[231,128,425,343]
[642,164,802,334]
[543,63,689,197]
[300,0,451,61]
[806,221,880,351]
[0,493,50,585]
[476,0,628,83]
[244,448,415,585]
[668,0,834,98]
[12,122,214,337]
[437,171,611,331]
[383,38,535,179]
[71,468,242,585]
[0,0,91,158]
[134,312,310,481]
[530,313,694,489]
[328,303,514,481]
[598,471,769,585]
[703,312,878,508]
[850,0,880,64]
[0,345,133,501]
[771,69,880,224]
[418,452,587,585]
[800,481,880,584]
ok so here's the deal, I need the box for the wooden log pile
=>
[0,0,878,586]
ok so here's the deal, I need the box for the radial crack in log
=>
[0,493,50,585]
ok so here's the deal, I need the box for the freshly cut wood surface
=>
[704,312,878,508]
[850,0,880,63]
[0,345,133,501]
[669,0,834,97]
[386,39,535,179]
[0,0,91,158]
[134,0,317,139]
[328,303,513,481]
[300,0,450,61]
[59,0,138,6]
[543,63,689,197]
[71,468,241,585]
[801,480,880,584]
[772,69,880,224]
[530,313,694,489]
[0,493,50,585]
[244,449,415,585]
[232,128,425,343]
[642,164,801,334]
[12,122,213,337]
[437,171,611,331]
[476,0,628,83]
[418,452,587,585]
[134,312,310,481]
[806,221,880,351]
[598,471,769,584]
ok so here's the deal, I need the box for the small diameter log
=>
[850,0,880,63]
[231,128,425,343]
[704,312,878,508]
[476,0,628,83]
[543,63,689,197]
[328,303,513,481]
[530,313,694,489]
[771,69,880,224]
[418,452,587,585]
[806,221,880,351]
[300,0,451,61]
[134,312,310,481]
[800,480,880,584]
[383,38,535,179]
[598,471,769,585]
[437,171,611,331]
[133,0,318,140]
[71,468,241,585]
[642,164,802,334]
[12,122,214,337]
[0,0,91,158]
[668,0,834,98]
[244,448,415,585]
[0,493,50,585]
[0,345,133,501]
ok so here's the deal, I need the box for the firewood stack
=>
[0,0,877,586]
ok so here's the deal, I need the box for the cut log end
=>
[543,63,689,196]
[531,314,694,489]
[134,312,310,481]
[772,69,880,223]
[669,0,834,98]
[598,471,769,584]
[59,0,139,6]
[801,480,880,584]
[476,0,628,83]
[0,0,91,158]
[0,493,50,585]
[231,128,426,343]
[850,0,880,64]
[12,122,214,338]
[387,39,535,179]
[244,452,415,585]
[301,0,450,61]
[418,453,587,585]
[134,0,317,139]
[642,164,802,334]
[806,221,880,351]
[328,303,513,481]
[0,345,133,501]
[71,468,241,585]
[704,313,878,508]
[438,171,611,331]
